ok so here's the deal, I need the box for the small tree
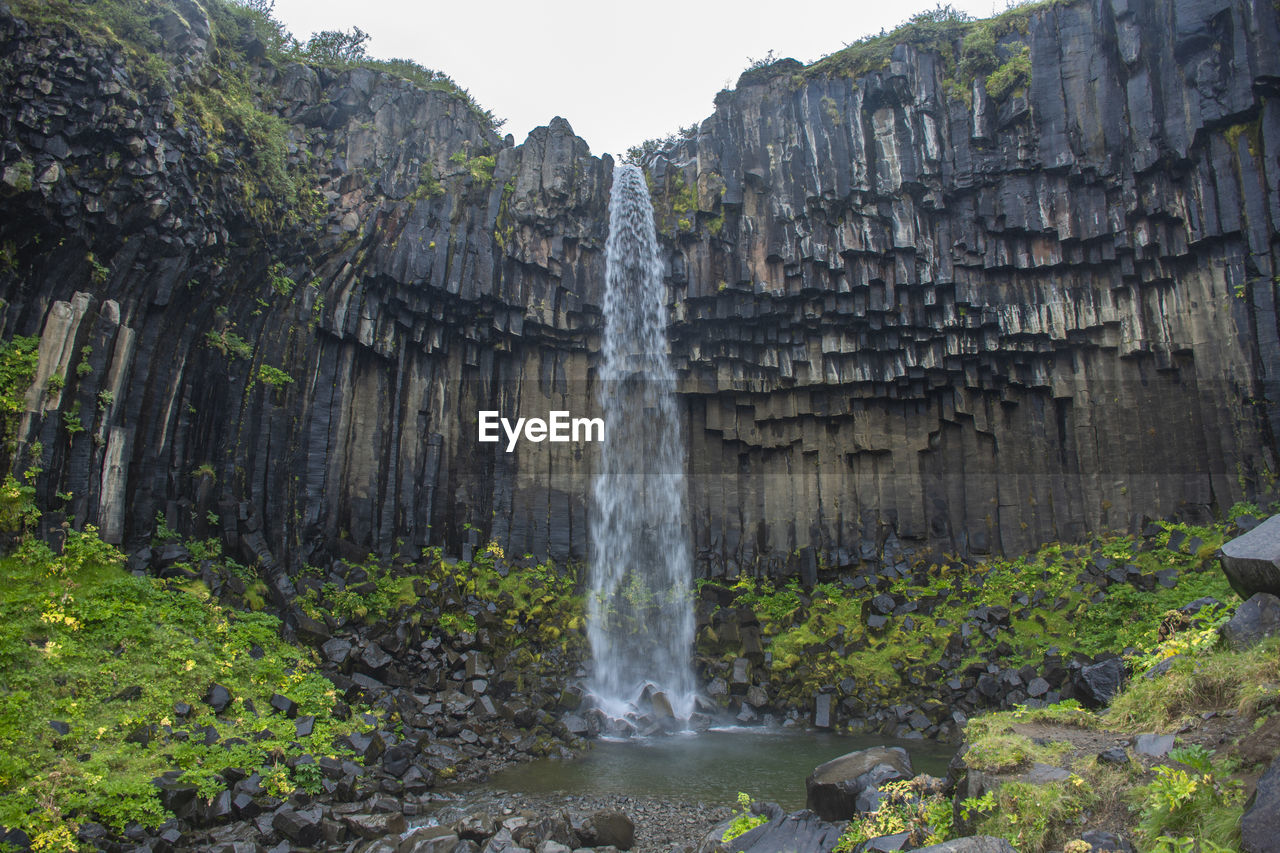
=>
[304,26,370,65]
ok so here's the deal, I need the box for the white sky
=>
[268,0,1008,158]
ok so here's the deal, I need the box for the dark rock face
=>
[1242,753,1280,853]
[1221,516,1280,598]
[804,746,912,821]
[723,809,843,853]
[1,0,1278,579]
[1220,593,1280,651]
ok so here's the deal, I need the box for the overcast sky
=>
[268,0,1009,158]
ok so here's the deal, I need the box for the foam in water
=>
[586,164,696,726]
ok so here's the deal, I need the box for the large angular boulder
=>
[1220,516,1280,598]
[805,746,912,821]
[1243,753,1280,853]
[1221,594,1280,651]
[718,809,843,853]
[1072,658,1126,709]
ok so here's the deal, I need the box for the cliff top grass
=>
[4,0,502,130]
[800,0,1076,85]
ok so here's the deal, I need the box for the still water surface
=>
[472,728,956,810]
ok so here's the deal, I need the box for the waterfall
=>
[587,163,696,726]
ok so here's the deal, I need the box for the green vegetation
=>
[86,253,109,285]
[1133,745,1243,850]
[705,517,1241,708]
[835,778,953,850]
[962,774,1095,852]
[449,150,497,187]
[800,1,1066,104]
[0,336,39,448]
[255,363,293,388]
[939,599,1279,852]
[624,123,697,167]
[722,792,768,843]
[75,345,93,379]
[296,559,417,624]
[1109,635,1280,731]
[204,327,254,360]
[290,23,502,130]
[294,541,583,654]
[650,170,701,236]
[0,522,369,847]
[7,0,501,230]
[266,262,295,297]
[961,729,1072,772]
[405,162,446,203]
[984,45,1031,100]
[61,401,85,436]
[3,161,34,194]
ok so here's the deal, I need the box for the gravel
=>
[422,790,735,852]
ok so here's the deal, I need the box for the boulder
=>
[1078,831,1135,853]
[1219,515,1280,598]
[1133,733,1175,758]
[1072,658,1126,708]
[272,805,323,845]
[1221,594,1280,651]
[399,827,460,853]
[805,746,912,821]
[345,812,407,839]
[720,809,842,853]
[1242,753,1280,853]
[578,810,634,850]
[204,683,233,714]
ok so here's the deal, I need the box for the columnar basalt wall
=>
[0,0,1277,584]
[651,0,1280,573]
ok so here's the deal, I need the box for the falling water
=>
[587,164,696,725]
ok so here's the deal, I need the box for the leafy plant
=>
[722,792,768,842]
[256,364,293,388]
[267,261,296,296]
[204,328,254,360]
[86,252,109,284]
[963,774,1093,852]
[835,778,952,850]
[1134,746,1243,849]
[61,401,85,436]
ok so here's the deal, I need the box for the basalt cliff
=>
[1,0,1278,585]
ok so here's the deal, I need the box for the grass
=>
[964,775,1095,852]
[0,528,369,848]
[799,0,1071,100]
[1108,636,1280,731]
[962,731,1073,772]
